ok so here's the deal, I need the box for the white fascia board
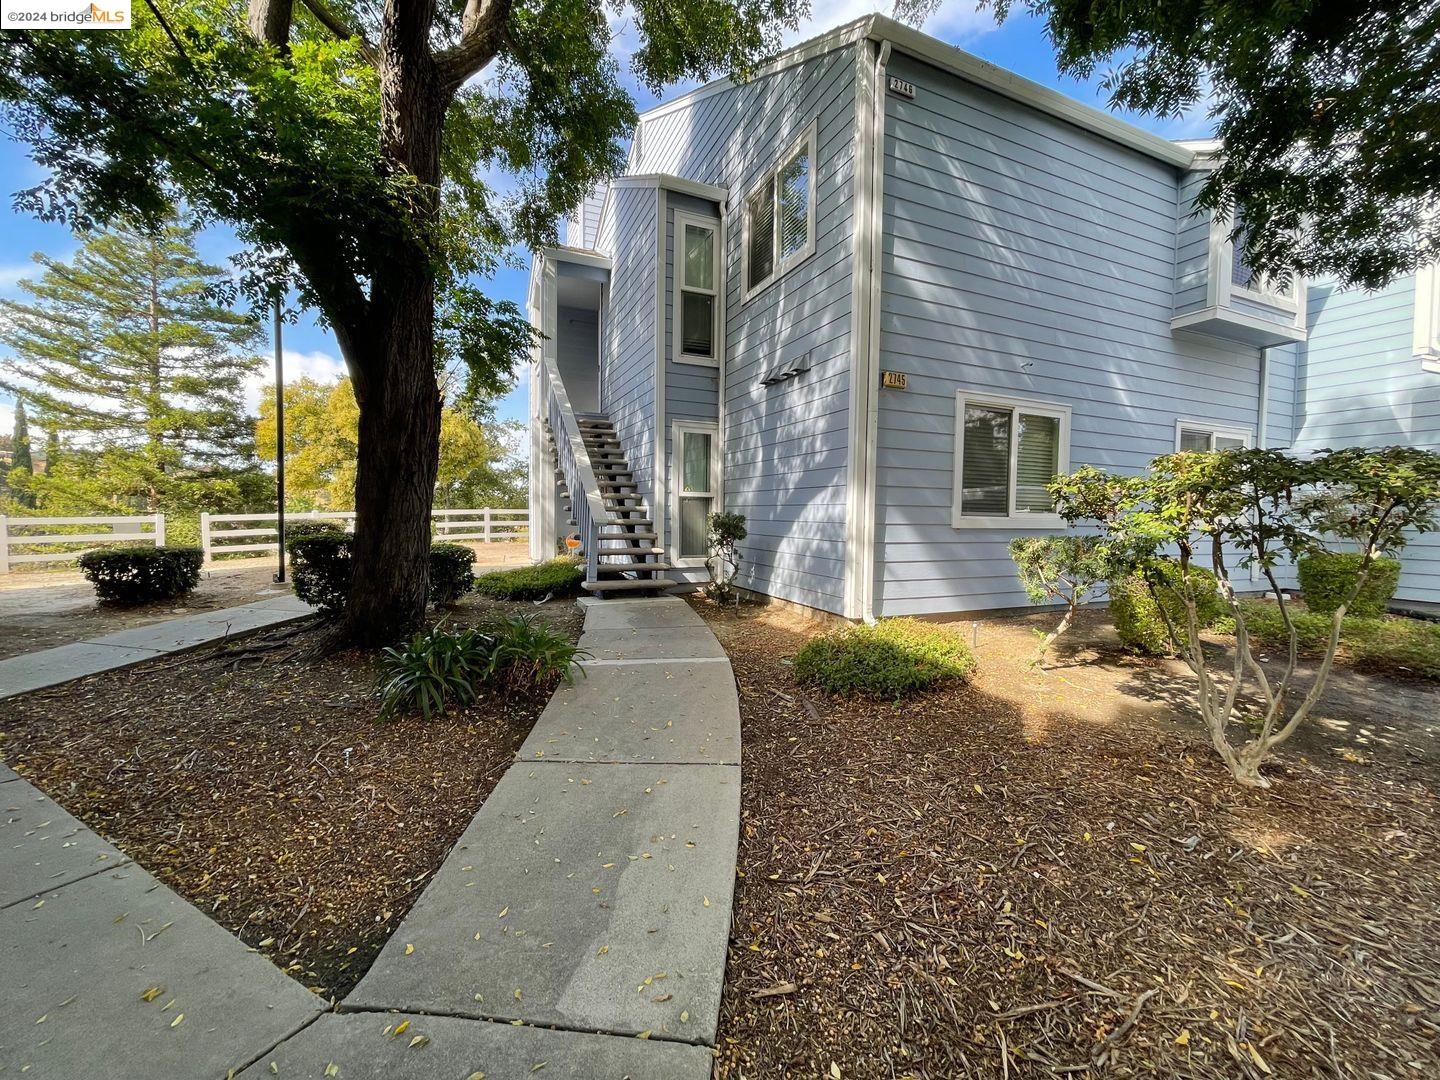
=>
[540,245,612,270]
[614,173,729,205]
[867,17,1195,169]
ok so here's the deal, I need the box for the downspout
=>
[1252,346,1269,583]
[860,39,891,623]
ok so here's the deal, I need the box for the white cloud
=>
[241,349,348,416]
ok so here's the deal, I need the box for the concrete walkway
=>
[262,594,741,1078]
[0,595,314,699]
[1,594,741,1079]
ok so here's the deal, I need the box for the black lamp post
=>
[272,293,286,584]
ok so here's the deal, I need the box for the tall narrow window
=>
[743,121,817,298]
[675,213,720,365]
[953,393,1071,527]
[674,423,719,562]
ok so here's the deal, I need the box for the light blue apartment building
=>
[528,14,1440,618]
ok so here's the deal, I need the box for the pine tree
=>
[8,397,36,508]
[0,215,264,512]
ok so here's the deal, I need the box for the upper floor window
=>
[952,392,1070,529]
[1227,219,1297,306]
[675,211,720,365]
[743,121,817,300]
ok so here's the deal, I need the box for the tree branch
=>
[435,0,512,94]
[296,0,379,65]
[247,0,294,49]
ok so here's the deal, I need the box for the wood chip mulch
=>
[694,599,1440,1079]
[0,596,582,1002]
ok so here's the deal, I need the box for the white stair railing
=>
[542,352,605,584]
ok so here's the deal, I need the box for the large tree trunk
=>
[339,0,447,645]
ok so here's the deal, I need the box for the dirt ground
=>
[695,598,1440,1079]
[0,543,531,659]
[0,590,580,1002]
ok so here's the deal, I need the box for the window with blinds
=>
[676,214,719,364]
[1178,424,1249,452]
[953,393,1070,526]
[743,122,816,297]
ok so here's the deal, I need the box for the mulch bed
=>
[694,599,1440,1078]
[0,595,581,1001]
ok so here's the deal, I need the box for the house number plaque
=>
[881,370,908,390]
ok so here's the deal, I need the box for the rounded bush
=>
[473,557,584,601]
[430,543,477,605]
[792,618,975,698]
[288,533,353,614]
[1298,552,1400,618]
[78,545,203,606]
[283,519,348,551]
[1110,564,1226,655]
[290,534,480,616]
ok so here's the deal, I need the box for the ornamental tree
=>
[0,0,803,643]
[1051,446,1440,788]
[1007,534,1110,669]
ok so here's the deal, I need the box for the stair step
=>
[578,421,613,431]
[596,561,674,574]
[583,578,676,594]
[601,518,654,529]
[597,529,657,540]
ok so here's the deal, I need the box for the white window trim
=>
[670,420,722,567]
[672,209,722,367]
[951,391,1071,531]
[740,119,819,305]
[1415,262,1440,372]
[1175,419,1253,451]
[1207,214,1304,316]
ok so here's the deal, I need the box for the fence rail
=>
[0,510,528,571]
[0,514,165,573]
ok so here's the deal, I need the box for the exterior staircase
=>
[578,417,676,597]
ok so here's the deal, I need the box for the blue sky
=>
[0,1,1211,441]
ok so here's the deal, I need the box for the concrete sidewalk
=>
[0,594,741,1079]
[304,595,741,1079]
[0,595,313,699]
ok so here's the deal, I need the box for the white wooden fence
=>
[0,509,528,571]
[200,509,529,564]
[0,514,165,573]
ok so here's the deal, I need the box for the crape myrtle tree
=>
[0,0,803,644]
[1051,446,1440,788]
[893,0,1440,289]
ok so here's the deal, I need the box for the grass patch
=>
[1220,598,1440,680]
[793,618,976,698]
[472,557,583,601]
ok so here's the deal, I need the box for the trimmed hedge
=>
[1220,598,1440,680]
[1109,564,1227,655]
[473,557,584,601]
[78,545,203,605]
[430,543,477,605]
[289,534,476,615]
[793,618,975,698]
[1298,552,1401,618]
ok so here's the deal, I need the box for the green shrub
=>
[473,557,583,601]
[78,545,203,605]
[1109,565,1226,655]
[377,615,584,719]
[1298,552,1401,617]
[430,543,477,605]
[793,618,975,698]
[289,533,353,614]
[483,613,584,690]
[1224,598,1440,680]
[291,535,471,615]
[377,624,492,720]
[283,519,348,550]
